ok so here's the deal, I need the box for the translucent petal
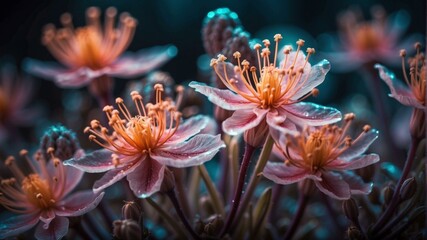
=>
[56,191,104,217]
[263,162,316,185]
[341,171,372,195]
[340,129,379,160]
[315,171,351,200]
[327,154,380,171]
[165,115,211,144]
[290,59,330,100]
[222,108,269,135]
[34,216,69,240]
[127,159,165,198]
[281,102,342,126]
[64,149,114,173]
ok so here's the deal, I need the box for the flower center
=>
[21,174,55,209]
[86,85,183,162]
[400,44,426,105]
[354,24,381,51]
[212,34,317,109]
[42,7,137,69]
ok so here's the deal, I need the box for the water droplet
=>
[303,112,309,116]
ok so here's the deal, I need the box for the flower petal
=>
[327,154,380,171]
[340,129,379,160]
[213,61,252,94]
[189,81,254,110]
[56,191,104,217]
[290,59,331,100]
[266,111,298,136]
[223,108,269,135]
[375,64,423,109]
[108,45,177,77]
[152,134,224,167]
[39,209,55,226]
[93,158,143,193]
[315,171,351,200]
[166,115,211,144]
[35,216,69,240]
[0,212,39,239]
[282,102,342,126]
[127,158,165,198]
[64,149,115,173]
[263,162,319,185]
[341,171,373,195]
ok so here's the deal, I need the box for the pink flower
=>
[0,65,40,141]
[189,34,341,141]
[0,149,104,239]
[263,113,380,200]
[322,6,420,72]
[24,7,176,88]
[64,86,225,198]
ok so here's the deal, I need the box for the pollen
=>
[42,7,137,70]
[22,174,55,209]
[212,34,318,109]
[400,43,426,105]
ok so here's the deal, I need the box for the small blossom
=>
[65,86,225,198]
[24,7,176,88]
[322,6,419,72]
[375,43,426,138]
[190,34,341,144]
[263,114,380,200]
[0,149,104,239]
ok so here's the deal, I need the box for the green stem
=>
[198,165,225,216]
[231,135,275,230]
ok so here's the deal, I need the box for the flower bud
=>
[194,218,205,235]
[199,196,215,216]
[244,119,269,147]
[346,225,363,240]
[342,198,359,223]
[382,184,395,206]
[142,71,175,104]
[203,215,224,236]
[113,219,142,240]
[399,177,417,201]
[122,201,142,222]
[40,125,80,161]
[160,168,175,193]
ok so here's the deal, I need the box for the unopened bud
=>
[399,177,417,201]
[160,168,175,193]
[346,225,363,240]
[122,201,142,222]
[203,215,224,236]
[382,185,395,206]
[199,196,215,216]
[113,219,142,240]
[342,198,359,224]
[244,119,269,147]
[194,218,205,235]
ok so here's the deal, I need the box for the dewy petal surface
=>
[375,64,424,108]
[64,149,115,173]
[339,129,379,160]
[263,162,317,184]
[222,108,269,135]
[189,81,254,110]
[0,213,40,239]
[34,216,69,240]
[326,154,380,171]
[127,159,165,198]
[152,134,224,167]
[108,45,177,78]
[165,115,210,144]
[281,102,342,126]
[315,171,351,200]
[55,191,104,217]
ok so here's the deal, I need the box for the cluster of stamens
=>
[0,148,66,212]
[85,84,184,167]
[42,7,137,69]
[280,113,371,172]
[399,43,426,105]
[211,34,318,109]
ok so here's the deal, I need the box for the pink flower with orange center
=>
[64,85,224,198]
[24,7,176,88]
[263,113,380,200]
[190,34,341,142]
[0,149,104,239]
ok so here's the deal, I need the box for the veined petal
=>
[340,129,379,160]
[214,61,252,94]
[375,64,424,109]
[290,59,331,100]
[0,212,40,239]
[189,81,255,110]
[93,158,143,193]
[35,217,69,240]
[56,191,104,217]
[127,159,165,198]
[108,45,177,78]
[326,154,380,171]
[341,171,373,194]
[281,102,342,126]
[279,50,311,73]
[266,111,298,136]
[152,134,224,167]
[64,149,115,173]
[263,162,319,185]
[166,115,211,144]
[223,108,269,135]
[315,171,351,200]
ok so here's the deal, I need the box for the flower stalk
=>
[283,181,311,240]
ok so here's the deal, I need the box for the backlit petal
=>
[214,61,252,94]
[327,154,380,171]
[266,111,298,136]
[152,134,224,167]
[64,149,115,173]
[189,81,254,110]
[166,115,211,144]
[282,102,342,126]
[315,171,351,200]
[290,59,330,100]
[340,129,379,160]
[222,108,269,135]
[341,171,372,194]
[127,159,165,198]
[263,162,318,185]
[56,191,104,217]
[34,216,69,240]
